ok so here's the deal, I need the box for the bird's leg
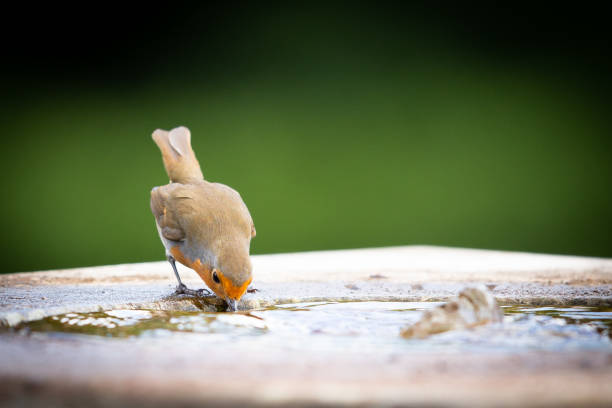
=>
[167,255,211,297]
[168,255,187,294]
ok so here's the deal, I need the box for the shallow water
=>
[14,302,612,353]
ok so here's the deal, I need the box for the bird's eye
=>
[212,271,220,284]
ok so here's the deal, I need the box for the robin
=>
[150,126,256,311]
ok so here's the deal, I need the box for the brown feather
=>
[152,127,204,184]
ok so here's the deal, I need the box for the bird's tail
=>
[152,126,204,184]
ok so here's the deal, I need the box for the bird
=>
[150,126,256,311]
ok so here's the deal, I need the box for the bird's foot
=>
[174,283,211,297]
[174,283,188,295]
[194,288,212,296]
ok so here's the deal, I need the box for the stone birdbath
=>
[1,246,611,407]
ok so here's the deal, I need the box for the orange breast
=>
[169,246,191,268]
[169,246,248,300]
[170,247,213,288]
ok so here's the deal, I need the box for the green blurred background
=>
[2,4,611,273]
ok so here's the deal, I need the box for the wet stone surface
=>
[9,302,612,348]
[1,301,612,407]
[1,246,612,407]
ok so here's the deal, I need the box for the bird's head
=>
[202,247,252,312]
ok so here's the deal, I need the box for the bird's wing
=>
[210,182,256,239]
[150,184,190,242]
[152,182,255,250]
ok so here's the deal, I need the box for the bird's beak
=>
[226,298,238,312]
